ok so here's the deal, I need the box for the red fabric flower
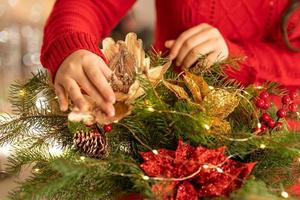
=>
[140,140,256,199]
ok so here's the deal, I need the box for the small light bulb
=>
[260,144,266,149]
[216,167,224,173]
[257,123,262,129]
[204,124,210,130]
[142,175,150,180]
[33,168,40,173]
[47,109,51,113]
[80,156,85,161]
[147,107,155,112]
[152,150,158,155]
[208,86,214,90]
[203,164,209,169]
[19,89,26,97]
[281,191,289,198]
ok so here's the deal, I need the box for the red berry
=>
[261,124,268,132]
[289,103,298,112]
[260,113,271,122]
[289,91,298,100]
[268,119,276,128]
[276,122,283,130]
[277,109,287,118]
[255,99,266,109]
[282,95,291,105]
[263,101,270,110]
[259,91,269,99]
[103,124,113,132]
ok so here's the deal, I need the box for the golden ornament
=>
[203,89,239,119]
[208,117,231,135]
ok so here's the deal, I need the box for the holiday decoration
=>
[73,128,108,158]
[69,33,171,125]
[1,33,300,200]
[140,140,256,199]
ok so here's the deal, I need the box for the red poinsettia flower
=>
[140,140,256,199]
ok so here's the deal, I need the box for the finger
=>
[97,56,113,79]
[205,51,221,67]
[176,30,212,66]
[165,40,175,48]
[64,79,87,111]
[78,75,115,117]
[181,40,216,69]
[169,23,210,60]
[83,64,115,103]
[55,84,68,111]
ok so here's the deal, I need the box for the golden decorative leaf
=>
[203,89,239,119]
[185,72,210,98]
[183,74,202,103]
[163,80,189,100]
[208,117,231,135]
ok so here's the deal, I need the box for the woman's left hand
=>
[165,23,229,69]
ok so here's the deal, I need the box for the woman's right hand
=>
[54,49,116,117]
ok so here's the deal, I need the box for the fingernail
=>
[108,108,115,117]
[169,54,175,60]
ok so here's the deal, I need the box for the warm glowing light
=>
[216,167,224,173]
[203,164,209,169]
[204,124,210,130]
[257,123,262,129]
[147,107,155,112]
[80,156,85,161]
[18,89,26,97]
[33,168,40,173]
[142,175,150,180]
[281,191,289,198]
[260,144,266,149]
[152,150,158,155]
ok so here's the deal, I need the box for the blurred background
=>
[0,0,154,198]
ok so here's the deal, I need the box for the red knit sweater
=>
[41,0,300,89]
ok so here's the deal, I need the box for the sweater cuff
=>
[40,32,105,81]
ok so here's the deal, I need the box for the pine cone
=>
[73,129,108,158]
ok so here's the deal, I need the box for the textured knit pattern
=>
[41,0,300,89]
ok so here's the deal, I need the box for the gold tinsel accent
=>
[203,89,239,119]
[209,117,231,135]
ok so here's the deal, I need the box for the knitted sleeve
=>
[40,0,136,79]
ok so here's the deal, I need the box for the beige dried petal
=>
[95,102,133,124]
[125,33,145,73]
[163,80,189,100]
[102,37,118,62]
[147,61,171,85]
